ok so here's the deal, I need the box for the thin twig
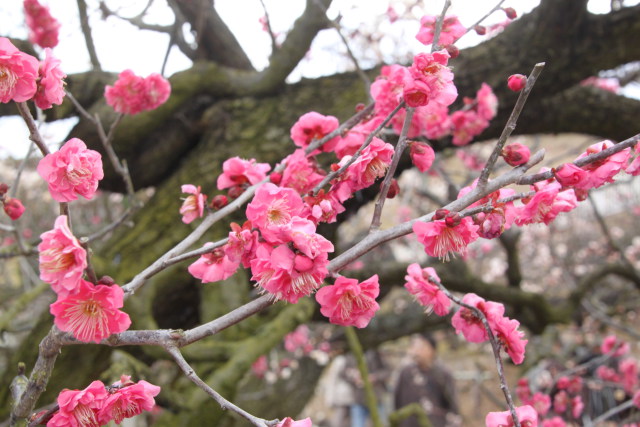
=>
[79,238,98,284]
[370,107,414,231]
[591,399,634,425]
[165,345,276,427]
[76,0,102,70]
[258,0,279,53]
[312,101,405,195]
[14,103,50,156]
[462,0,508,37]
[429,276,521,427]
[85,208,134,242]
[10,142,35,198]
[305,102,375,155]
[431,0,452,52]
[477,62,546,190]
[581,299,640,340]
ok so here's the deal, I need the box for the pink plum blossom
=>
[541,417,566,427]
[188,245,239,283]
[515,183,577,226]
[0,37,39,103]
[37,138,104,202]
[179,184,206,224]
[485,405,538,427]
[105,70,171,115]
[528,392,551,416]
[225,221,258,268]
[284,325,313,354]
[24,0,60,48]
[576,140,630,188]
[315,275,380,328]
[600,334,630,356]
[476,83,499,121]
[451,110,488,146]
[403,263,450,316]
[619,358,638,393]
[409,50,457,107]
[97,378,161,425]
[553,163,590,189]
[290,111,340,153]
[493,316,528,364]
[38,215,87,295]
[252,355,268,378]
[403,78,430,107]
[245,183,308,244]
[34,48,66,110]
[334,117,384,159]
[410,142,435,173]
[217,157,271,190]
[250,242,330,304]
[47,380,108,427]
[50,279,131,343]
[277,417,312,427]
[571,395,584,419]
[416,15,466,46]
[279,149,325,194]
[304,190,345,224]
[451,293,505,343]
[502,143,530,166]
[413,216,479,261]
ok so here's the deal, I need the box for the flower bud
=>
[3,197,25,220]
[502,143,530,166]
[434,209,450,220]
[227,186,244,199]
[474,25,486,35]
[355,103,366,112]
[211,194,229,210]
[0,183,8,196]
[508,74,527,92]
[384,179,400,199]
[445,44,460,59]
[269,171,282,185]
[503,7,517,19]
[444,213,461,227]
[97,276,116,286]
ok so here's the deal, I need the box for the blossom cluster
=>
[0,37,65,108]
[46,376,160,426]
[105,69,171,115]
[24,0,61,48]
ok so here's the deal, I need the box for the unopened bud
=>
[444,44,459,59]
[211,195,228,210]
[97,276,116,286]
[444,213,461,227]
[474,25,486,35]
[269,172,282,185]
[507,74,527,92]
[502,143,531,166]
[384,179,400,199]
[355,103,365,112]
[330,163,340,172]
[503,7,517,19]
[0,183,8,196]
[227,186,244,199]
[434,209,450,220]
[574,188,589,201]
[3,197,25,220]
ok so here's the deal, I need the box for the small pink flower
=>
[47,380,108,427]
[507,74,527,92]
[277,417,312,427]
[105,70,171,115]
[290,111,340,153]
[410,142,435,172]
[600,334,629,356]
[571,395,584,419]
[403,78,430,107]
[34,48,66,110]
[24,0,60,48]
[404,263,450,316]
[225,221,259,268]
[252,355,268,378]
[37,138,104,202]
[304,190,345,225]
[619,358,638,393]
[97,379,161,425]
[217,157,271,191]
[409,50,457,107]
[316,275,380,328]
[502,143,530,166]
[451,110,489,146]
[577,140,630,188]
[493,317,527,364]
[529,392,551,416]
[553,163,590,189]
[416,15,466,46]
[279,149,325,194]
[38,215,87,295]
[553,390,569,414]
[515,184,577,226]
[50,279,131,343]
[451,293,504,343]
[476,83,499,121]
[179,184,206,224]
[485,405,538,427]
[0,37,39,103]
[188,245,239,283]
[541,417,566,427]
[284,325,313,354]
[413,216,479,261]
[3,197,25,220]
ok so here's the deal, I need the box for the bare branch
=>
[77,0,102,70]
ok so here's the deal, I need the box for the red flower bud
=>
[384,179,400,199]
[503,7,517,19]
[269,172,282,185]
[97,276,116,286]
[474,25,486,35]
[502,143,530,166]
[444,213,461,227]
[445,44,460,59]
[355,103,365,112]
[211,195,229,209]
[507,74,527,92]
[3,197,25,220]
[574,188,589,201]
[227,186,244,199]
[0,183,8,196]
[434,209,450,220]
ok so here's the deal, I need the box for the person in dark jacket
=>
[394,333,461,427]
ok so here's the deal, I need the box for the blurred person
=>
[394,333,461,427]
[324,353,354,427]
